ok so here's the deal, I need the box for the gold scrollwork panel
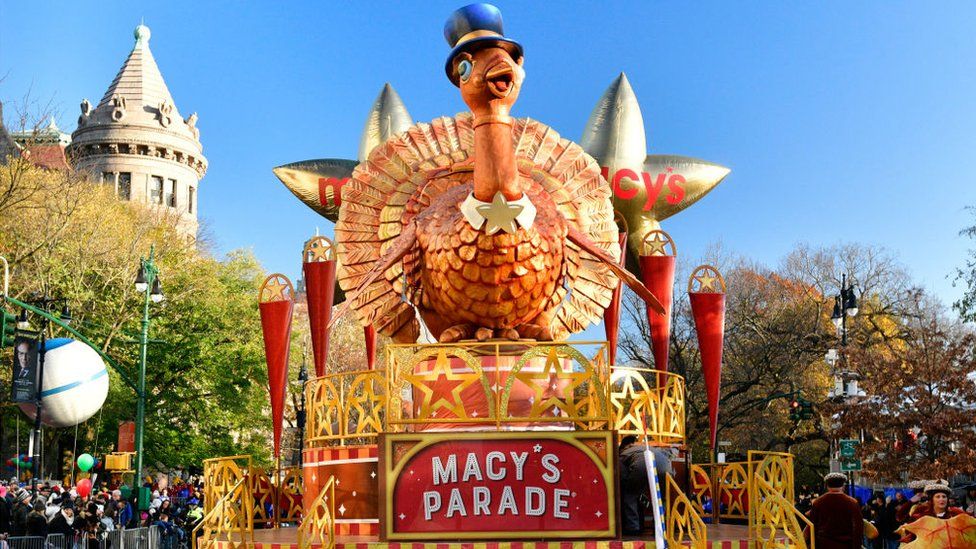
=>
[298,476,336,549]
[665,474,707,549]
[306,370,387,446]
[610,367,685,444]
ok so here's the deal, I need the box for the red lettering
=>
[666,174,685,205]
[611,169,640,201]
[641,172,667,211]
[318,177,348,207]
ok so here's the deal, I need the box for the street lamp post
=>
[296,343,309,469]
[19,296,71,496]
[828,273,859,493]
[133,246,164,507]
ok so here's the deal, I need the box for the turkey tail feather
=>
[330,222,418,330]
[566,225,665,315]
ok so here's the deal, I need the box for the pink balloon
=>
[0,486,7,497]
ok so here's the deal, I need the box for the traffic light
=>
[788,399,800,422]
[1,309,16,348]
[799,398,815,420]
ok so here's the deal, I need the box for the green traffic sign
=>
[839,439,859,458]
[841,459,862,472]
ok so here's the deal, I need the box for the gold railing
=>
[278,466,305,523]
[252,467,304,526]
[690,462,750,520]
[665,474,707,549]
[387,341,610,430]
[747,451,809,549]
[610,366,685,443]
[200,455,303,546]
[752,476,813,549]
[202,455,253,517]
[298,475,336,549]
[303,341,686,446]
[306,369,386,446]
[193,475,253,549]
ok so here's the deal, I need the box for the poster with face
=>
[11,334,38,402]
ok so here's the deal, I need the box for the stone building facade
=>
[68,24,207,236]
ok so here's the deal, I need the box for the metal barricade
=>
[6,536,45,549]
[105,529,125,549]
[43,534,70,549]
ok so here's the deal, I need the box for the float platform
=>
[211,524,769,549]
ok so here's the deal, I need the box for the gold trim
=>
[455,29,502,47]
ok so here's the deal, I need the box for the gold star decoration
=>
[403,350,481,420]
[641,229,674,256]
[476,192,524,235]
[610,370,653,433]
[346,373,385,435]
[514,347,590,420]
[261,274,293,302]
[689,265,724,294]
[303,236,334,263]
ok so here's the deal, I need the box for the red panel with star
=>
[380,431,616,541]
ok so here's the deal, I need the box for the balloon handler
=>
[618,435,675,536]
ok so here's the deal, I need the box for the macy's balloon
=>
[581,73,731,266]
[18,338,109,428]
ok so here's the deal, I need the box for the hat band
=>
[456,29,502,47]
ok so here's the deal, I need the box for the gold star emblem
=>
[476,192,524,235]
[403,350,480,419]
[347,373,385,435]
[261,274,293,302]
[514,347,589,419]
[690,265,724,293]
[644,233,669,256]
[696,273,718,291]
[610,370,653,433]
[304,236,334,262]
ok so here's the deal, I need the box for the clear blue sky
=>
[3,1,975,309]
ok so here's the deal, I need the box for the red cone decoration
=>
[603,228,628,365]
[364,325,377,370]
[303,236,337,377]
[688,265,726,450]
[637,230,677,372]
[259,273,295,458]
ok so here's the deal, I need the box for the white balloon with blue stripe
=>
[18,338,109,428]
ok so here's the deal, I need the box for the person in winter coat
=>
[803,473,864,549]
[25,502,47,537]
[618,435,674,536]
[0,487,11,535]
[47,501,77,537]
[9,491,31,537]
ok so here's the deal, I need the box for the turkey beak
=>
[485,62,515,99]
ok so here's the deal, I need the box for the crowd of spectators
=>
[0,477,205,548]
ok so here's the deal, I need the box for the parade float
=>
[196,5,810,549]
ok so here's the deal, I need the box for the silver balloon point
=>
[580,72,647,168]
[357,83,414,162]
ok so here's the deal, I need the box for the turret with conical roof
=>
[69,23,207,236]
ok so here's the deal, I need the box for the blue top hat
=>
[444,3,523,85]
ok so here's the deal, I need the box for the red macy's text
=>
[318,177,349,208]
[601,167,685,211]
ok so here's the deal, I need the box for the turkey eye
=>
[458,60,472,82]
